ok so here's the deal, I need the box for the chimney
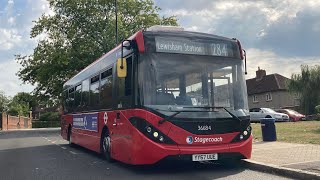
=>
[256,67,266,80]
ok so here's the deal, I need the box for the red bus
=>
[61,26,252,165]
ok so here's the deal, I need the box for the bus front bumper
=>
[131,135,252,165]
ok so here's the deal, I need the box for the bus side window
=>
[68,87,75,112]
[117,56,133,108]
[81,79,90,111]
[90,74,100,110]
[74,84,82,111]
[100,68,113,109]
[63,90,68,113]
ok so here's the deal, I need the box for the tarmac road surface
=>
[0,130,292,180]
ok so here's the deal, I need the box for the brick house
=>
[246,68,300,110]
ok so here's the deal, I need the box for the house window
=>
[253,95,258,103]
[266,92,272,101]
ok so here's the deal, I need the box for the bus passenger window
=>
[90,74,100,109]
[117,56,133,108]
[74,84,82,111]
[68,87,75,112]
[81,79,90,110]
[63,90,68,112]
[100,68,113,109]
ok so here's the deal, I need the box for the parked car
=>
[249,108,289,122]
[275,109,306,122]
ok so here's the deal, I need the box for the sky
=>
[0,0,319,97]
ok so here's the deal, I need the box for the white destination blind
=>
[155,36,235,57]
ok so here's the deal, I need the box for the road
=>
[0,130,291,180]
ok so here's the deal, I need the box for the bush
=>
[32,121,60,128]
[39,112,59,121]
[315,105,320,115]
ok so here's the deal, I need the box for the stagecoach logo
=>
[104,112,108,125]
[186,136,193,144]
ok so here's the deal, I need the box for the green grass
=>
[251,121,320,145]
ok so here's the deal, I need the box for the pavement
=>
[245,141,320,179]
[0,129,290,180]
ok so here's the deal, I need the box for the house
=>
[246,67,300,110]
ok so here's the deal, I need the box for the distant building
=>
[246,67,300,110]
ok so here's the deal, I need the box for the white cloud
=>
[246,48,320,79]
[0,0,52,96]
[7,16,15,25]
[0,60,33,97]
[0,28,22,50]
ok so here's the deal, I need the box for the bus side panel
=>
[107,110,134,164]
[72,129,100,153]
[61,114,72,140]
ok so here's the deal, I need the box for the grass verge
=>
[251,121,320,144]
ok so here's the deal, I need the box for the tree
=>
[0,92,9,113]
[16,0,178,101]
[287,65,320,114]
[7,92,36,116]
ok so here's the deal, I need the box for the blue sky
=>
[0,0,319,96]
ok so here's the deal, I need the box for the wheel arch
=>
[100,125,110,153]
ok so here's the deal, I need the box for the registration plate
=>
[192,153,218,161]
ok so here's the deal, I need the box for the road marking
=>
[61,147,67,150]
[69,151,77,155]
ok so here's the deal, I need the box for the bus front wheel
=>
[101,131,114,162]
[68,126,74,146]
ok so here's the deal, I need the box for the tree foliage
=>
[7,92,37,116]
[16,0,178,101]
[287,65,320,114]
[0,92,9,113]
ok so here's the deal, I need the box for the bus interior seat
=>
[176,95,193,105]
[156,92,175,105]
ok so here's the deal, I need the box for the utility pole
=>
[115,0,118,45]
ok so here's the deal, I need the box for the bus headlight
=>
[243,130,248,136]
[231,124,252,143]
[153,132,159,138]
[129,117,176,144]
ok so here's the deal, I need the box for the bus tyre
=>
[101,131,114,162]
[68,127,74,147]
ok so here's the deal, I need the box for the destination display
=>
[155,36,238,58]
[73,113,98,132]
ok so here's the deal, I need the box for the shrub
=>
[39,112,59,121]
[315,105,320,115]
[32,121,60,128]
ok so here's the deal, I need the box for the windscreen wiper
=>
[158,111,181,125]
[156,106,241,125]
[179,106,242,122]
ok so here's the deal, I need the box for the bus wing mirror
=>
[117,58,127,78]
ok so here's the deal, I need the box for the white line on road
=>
[61,147,67,150]
[69,151,77,155]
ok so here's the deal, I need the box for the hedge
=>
[32,121,60,128]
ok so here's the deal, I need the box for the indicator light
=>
[240,135,244,140]
[159,136,164,142]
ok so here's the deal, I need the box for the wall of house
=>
[248,90,299,109]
